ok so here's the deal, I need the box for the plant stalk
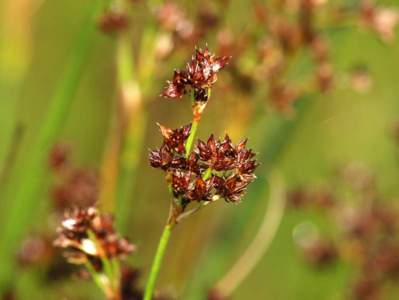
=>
[143,223,173,300]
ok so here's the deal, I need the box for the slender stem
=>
[85,261,108,294]
[98,0,136,214]
[144,75,206,300]
[185,119,199,158]
[99,0,149,234]
[143,113,202,298]
[116,106,147,231]
[144,224,173,300]
[176,202,209,223]
[214,171,286,297]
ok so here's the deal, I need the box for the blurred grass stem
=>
[214,171,286,297]
[0,0,104,291]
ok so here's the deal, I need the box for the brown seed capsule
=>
[162,46,231,102]
[54,207,135,266]
[157,123,192,154]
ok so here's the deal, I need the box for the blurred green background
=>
[1,0,399,299]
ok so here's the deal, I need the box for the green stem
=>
[185,120,199,158]
[85,261,108,296]
[113,0,158,230]
[144,224,173,300]
[116,108,147,231]
[0,0,104,292]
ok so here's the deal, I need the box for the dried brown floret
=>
[157,123,192,154]
[54,207,135,267]
[149,126,258,204]
[162,47,231,101]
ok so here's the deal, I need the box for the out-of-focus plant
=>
[0,0,105,292]
[289,162,399,299]
[54,206,135,300]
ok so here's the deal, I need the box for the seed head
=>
[149,125,258,204]
[54,207,135,267]
[162,46,231,102]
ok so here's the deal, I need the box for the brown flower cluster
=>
[288,187,335,209]
[360,0,399,43]
[300,237,338,268]
[156,2,195,43]
[162,47,231,102]
[205,0,389,114]
[257,0,334,110]
[54,207,134,268]
[48,143,99,212]
[155,2,221,54]
[149,124,258,205]
[98,10,129,33]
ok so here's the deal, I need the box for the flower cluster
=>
[54,207,134,268]
[156,2,194,43]
[98,10,129,33]
[48,143,99,212]
[162,47,231,102]
[155,2,221,55]
[149,124,258,206]
[360,0,399,43]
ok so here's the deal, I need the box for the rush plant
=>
[144,46,259,300]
